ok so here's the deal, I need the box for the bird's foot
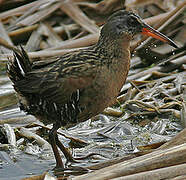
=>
[55,132,103,164]
[53,165,89,177]
[72,152,102,161]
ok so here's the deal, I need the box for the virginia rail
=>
[7,10,177,168]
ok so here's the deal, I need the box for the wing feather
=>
[15,50,99,105]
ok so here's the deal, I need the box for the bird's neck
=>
[96,34,131,60]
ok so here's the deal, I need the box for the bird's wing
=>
[15,49,100,104]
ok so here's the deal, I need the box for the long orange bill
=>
[141,23,178,48]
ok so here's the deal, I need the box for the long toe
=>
[73,152,103,161]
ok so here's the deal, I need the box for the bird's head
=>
[100,10,177,48]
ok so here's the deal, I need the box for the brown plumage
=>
[7,10,177,168]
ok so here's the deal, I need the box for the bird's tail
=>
[7,47,32,84]
[7,47,33,113]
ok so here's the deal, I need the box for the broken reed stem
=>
[72,143,186,180]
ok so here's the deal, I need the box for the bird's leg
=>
[55,134,76,163]
[56,135,103,163]
[49,123,64,168]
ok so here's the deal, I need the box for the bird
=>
[7,10,177,169]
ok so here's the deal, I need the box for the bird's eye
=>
[128,17,137,26]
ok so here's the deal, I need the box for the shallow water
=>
[0,70,183,179]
